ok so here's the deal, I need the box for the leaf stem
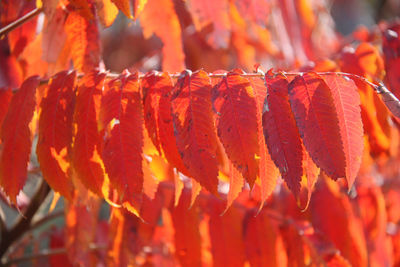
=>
[0,7,43,38]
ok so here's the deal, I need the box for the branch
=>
[0,179,51,259]
[0,8,43,38]
[2,243,106,266]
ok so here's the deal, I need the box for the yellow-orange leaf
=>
[140,0,185,72]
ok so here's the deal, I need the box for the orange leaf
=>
[140,0,185,71]
[187,0,231,48]
[171,190,202,267]
[212,71,259,186]
[72,72,106,196]
[110,0,132,18]
[0,76,39,203]
[171,70,219,195]
[263,72,303,196]
[288,72,345,180]
[141,71,189,176]
[101,73,144,211]
[319,73,363,189]
[94,0,118,27]
[36,71,76,200]
[65,11,100,72]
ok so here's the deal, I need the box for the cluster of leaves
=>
[1,0,400,266]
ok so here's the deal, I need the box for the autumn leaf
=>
[212,71,259,186]
[319,73,363,189]
[139,0,185,72]
[72,72,106,196]
[0,76,39,204]
[288,72,346,180]
[141,71,190,177]
[171,70,219,195]
[263,72,303,196]
[37,70,76,200]
[65,11,100,72]
[100,73,144,212]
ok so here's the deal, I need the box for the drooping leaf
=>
[225,161,244,212]
[0,89,12,134]
[170,70,219,195]
[212,71,259,186]
[288,72,346,180]
[141,71,189,176]
[319,73,363,188]
[170,190,202,267]
[248,76,278,208]
[100,73,144,212]
[263,72,303,196]
[36,71,76,200]
[131,0,148,18]
[140,0,185,71]
[0,76,39,203]
[208,198,246,267]
[72,72,106,196]
[65,11,100,72]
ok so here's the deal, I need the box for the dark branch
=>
[0,180,51,260]
[0,8,43,38]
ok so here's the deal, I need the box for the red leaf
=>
[0,89,12,134]
[263,72,303,195]
[244,209,288,267]
[141,71,189,176]
[101,73,143,211]
[72,72,106,196]
[139,0,185,71]
[171,70,219,195]
[248,76,278,208]
[311,176,368,266]
[213,71,259,186]
[171,190,202,267]
[319,74,363,188]
[37,71,76,200]
[208,198,246,267]
[65,11,100,72]
[288,72,345,179]
[0,76,39,203]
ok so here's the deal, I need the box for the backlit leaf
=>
[288,72,345,180]
[37,71,76,200]
[319,73,363,188]
[101,73,144,212]
[0,76,39,203]
[141,71,189,176]
[213,71,259,186]
[140,0,185,71]
[263,72,303,196]
[72,72,106,196]
[65,11,100,72]
[171,70,219,195]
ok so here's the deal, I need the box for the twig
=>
[0,8,43,38]
[0,180,51,259]
[2,243,107,266]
